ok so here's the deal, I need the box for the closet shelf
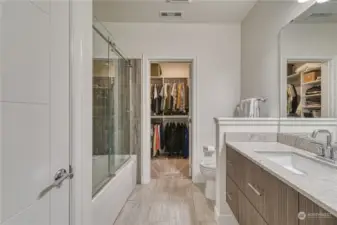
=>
[302,105,321,109]
[303,80,321,86]
[151,115,189,119]
[287,73,300,79]
[151,76,189,79]
[304,94,321,98]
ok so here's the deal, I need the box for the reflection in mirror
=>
[279,2,337,119]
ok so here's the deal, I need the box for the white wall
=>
[94,22,241,182]
[281,23,337,58]
[241,1,315,117]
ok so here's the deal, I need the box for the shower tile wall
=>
[129,59,142,183]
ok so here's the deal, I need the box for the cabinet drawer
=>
[299,194,337,225]
[226,146,238,182]
[259,170,298,225]
[226,175,239,221]
[241,153,299,225]
[227,146,244,187]
[238,189,267,225]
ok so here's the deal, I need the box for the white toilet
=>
[200,146,216,200]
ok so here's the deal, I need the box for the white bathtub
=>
[92,155,137,225]
[92,154,131,192]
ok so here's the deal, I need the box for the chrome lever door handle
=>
[38,168,73,199]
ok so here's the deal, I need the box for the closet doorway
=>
[146,59,195,181]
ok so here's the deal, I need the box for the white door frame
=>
[280,56,336,118]
[70,1,93,225]
[141,55,198,184]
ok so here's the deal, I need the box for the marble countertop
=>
[226,141,337,218]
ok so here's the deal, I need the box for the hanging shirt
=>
[171,83,177,111]
[176,83,181,110]
[179,83,185,112]
[166,84,171,111]
[159,85,164,111]
[152,125,157,156]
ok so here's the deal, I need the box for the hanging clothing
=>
[171,83,177,111]
[151,84,161,115]
[183,126,189,159]
[150,81,189,115]
[152,122,189,158]
[176,83,181,109]
[152,124,162,157]
[179,83,185,112]
[165,84,171,111]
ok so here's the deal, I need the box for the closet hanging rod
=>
[92,25,130,66]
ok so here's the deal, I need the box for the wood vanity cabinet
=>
[299,194,337,225]
[226,175,239,220]
[226,146,298,225]
[238,188,267,225]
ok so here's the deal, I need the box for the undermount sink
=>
[255,151,308,175]
[255,150,337,176]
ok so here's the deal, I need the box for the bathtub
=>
[92,154,131,193]
[92,155,137,225]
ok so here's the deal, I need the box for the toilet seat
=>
[200,161,216,179]
[200,161,216,170]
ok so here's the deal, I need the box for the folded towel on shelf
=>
[295,63,321,74]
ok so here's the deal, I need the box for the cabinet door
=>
[238,189,267,225]
[226,146,239,184]
[260,170,299,225]
[226,175,239,221]
[241,155,298,225]
[241,156,265,213]
[299,194,337,225]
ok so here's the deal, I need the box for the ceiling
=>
[293,1,337,23]
[93,0,258,23]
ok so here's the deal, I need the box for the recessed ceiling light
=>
[297,0,310,3]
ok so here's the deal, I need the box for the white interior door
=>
[1,1,71,225]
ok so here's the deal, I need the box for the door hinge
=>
[69,165,74,179]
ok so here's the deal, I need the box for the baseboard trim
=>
[214,205,239,225]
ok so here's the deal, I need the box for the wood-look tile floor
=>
[151,158,190,179]
[113,178,217,225]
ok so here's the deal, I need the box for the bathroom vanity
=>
[226,142,337,225]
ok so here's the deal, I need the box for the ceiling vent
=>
[160,11,183,18]
[167,0,191,3]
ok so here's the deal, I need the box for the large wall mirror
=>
[280,2,337,119]
[278,1,337,139]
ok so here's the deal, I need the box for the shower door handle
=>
[38,167,74,199]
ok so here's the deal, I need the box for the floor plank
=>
[113,178,216,225]
[151,158,190,179]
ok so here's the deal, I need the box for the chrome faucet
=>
[311,129,334,160]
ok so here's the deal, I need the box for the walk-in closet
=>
[286,61,329,118]
[150,62,191,179]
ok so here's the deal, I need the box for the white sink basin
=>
[255,151,308,175]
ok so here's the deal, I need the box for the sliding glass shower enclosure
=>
[92,22,140,196]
